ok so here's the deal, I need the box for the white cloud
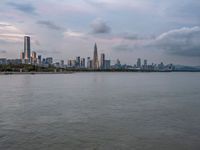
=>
[0,22,24,42]
[64,30,85,37]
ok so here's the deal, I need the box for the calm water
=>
[0,72,200,150]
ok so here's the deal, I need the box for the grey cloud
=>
[91,18,111,34]
[154,26,200,57]
[114,27,200,58]
[7,2,37,15]
[35,40,41,46]
[0,50,7,54]
[37,20,63,31]
[123,34,139,40]
[0,23,11,27]
[84,0,105,8]
[113,44,133,52]
[113,44,140,52]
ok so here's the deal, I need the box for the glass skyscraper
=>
[93,43,99,69]
[24,36,31,60]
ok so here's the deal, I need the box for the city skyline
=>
[0,0,200,66]
[0,36,175,72]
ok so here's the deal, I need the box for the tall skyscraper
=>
[100,53,105,69]
[24,36,31,60]
[137,58,141,68]
[93,43,99,69]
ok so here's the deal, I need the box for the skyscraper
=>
[24,36,31,60]
[20,52,24,60]
[137,58,141,68]
[80,58,85,68]
[105,60,111,70]
[31,51,37,64]
[93,43,99,69]
[100,53,105,70]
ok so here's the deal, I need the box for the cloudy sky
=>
[0,0,200,65]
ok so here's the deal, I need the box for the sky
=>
[0,0,200,66]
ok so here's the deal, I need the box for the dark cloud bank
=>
[113,26,200,57]
[37,20,63,31]
[7,2,37,15]
[91,18,111,34]
[154,26,200,57]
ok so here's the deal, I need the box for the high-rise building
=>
[38,55,42,64]
[76,56,80,68]
[0,58,7,65]
[20,52,24,60]
[68,60,76,67]
[60,60,64,67]
[115,59,121,69]
[87,57,92,69]
[80,58,85,68]
[144,59,147,66]
[105,60,111,70]
[31,51,37,64]
[24,36,31,60]
[100,53,105,69]
[93,43,99,69]
[31,51,37,59]
[46,57,53,65]
[137,58,141,68]
[143,59,147,70]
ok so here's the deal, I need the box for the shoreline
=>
[0,72,74,75]
[0,71,199,75]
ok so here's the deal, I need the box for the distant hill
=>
[174,65,200,72]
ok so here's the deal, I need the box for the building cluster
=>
[132,58,174,71]
[0,36,174,71]
[20,36,58,67]
[67,43,111,70]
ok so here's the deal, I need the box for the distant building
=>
[42,58,46,65]
[105,60,111,70]
[31,51,37,59]
[7,59,21,65]
[114,59,121,69]
[68,60,76,68]
[93,43,99,69]
[31,51,37,64]
[87,57,92,69]
[24,36,31,61]
[137,58,141,68]
[100,53,105,69]
[80,58,85,68]
[0,58,7,65]
[158,62,164,70]
[46,57,53,65]
[76,56,80,68]
[20,52,24,60]
[68,60,72,67]
[60,60,64,67]
[144,59,147,66]
[143,59,147,70]
[38,55,42,64]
